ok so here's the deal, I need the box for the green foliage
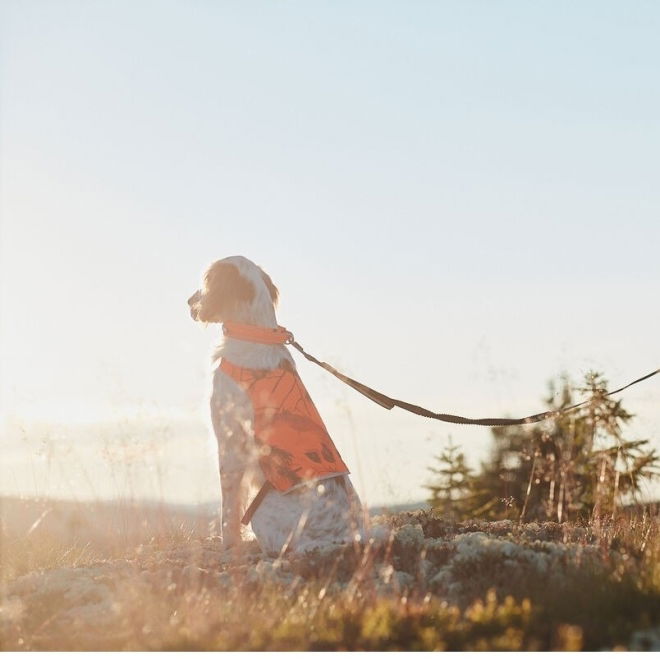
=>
[427,371,660,522]
[249,590,540,651]
[425,438,475,521]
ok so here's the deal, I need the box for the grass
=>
[1,497,659,651]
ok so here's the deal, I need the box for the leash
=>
[222,322,660,427]
[288,340,659,427]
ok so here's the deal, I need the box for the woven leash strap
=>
[288,340,659,427]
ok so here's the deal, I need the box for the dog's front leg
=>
[211,370,259,555]
[219,466,243,549]
[212,388,254,552]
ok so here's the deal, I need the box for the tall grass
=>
[1,499,659,651]
[2,399,659,651]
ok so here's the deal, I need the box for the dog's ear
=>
[203,261,255,319]
[259,268,279,306]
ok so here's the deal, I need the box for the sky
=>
[1,0,659,508]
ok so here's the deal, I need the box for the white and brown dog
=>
[188,256,365,555]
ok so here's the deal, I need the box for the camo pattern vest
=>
[220,359,349,492]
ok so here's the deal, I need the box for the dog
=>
[188,255,365,555]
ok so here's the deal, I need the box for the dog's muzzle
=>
[188,290,201,320]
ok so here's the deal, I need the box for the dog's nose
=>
[188,291,200,306]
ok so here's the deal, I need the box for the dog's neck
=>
[213,305,294,371]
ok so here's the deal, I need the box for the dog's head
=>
[188,256,279,325]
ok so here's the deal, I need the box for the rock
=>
[628,626,660,651]
[393,570,414,591]
[246,559,295,586]
[393,524,425,552]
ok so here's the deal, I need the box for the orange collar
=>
[222,321,293,345]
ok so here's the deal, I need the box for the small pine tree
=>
[425,438,475,520]
[426,371,659,523]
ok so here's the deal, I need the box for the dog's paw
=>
[219,538,262,564]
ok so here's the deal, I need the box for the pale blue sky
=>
[1,1,659,506]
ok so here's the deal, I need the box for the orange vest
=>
[220,359,349,492]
